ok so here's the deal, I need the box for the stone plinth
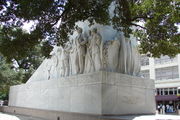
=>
[9,71,156,115]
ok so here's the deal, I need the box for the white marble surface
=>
[9,71,155,115]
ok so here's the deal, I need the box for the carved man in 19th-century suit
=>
[89,28,102,72]
[75,27,87,74]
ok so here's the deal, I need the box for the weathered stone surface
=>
[9,71,155,115]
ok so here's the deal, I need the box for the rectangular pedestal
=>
[9,71,156,115]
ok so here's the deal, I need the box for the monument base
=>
[9,71,156,115]
[0,106,155,120]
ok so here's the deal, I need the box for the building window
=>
[157,89,160,95]
[141,70,150,79]
[155,66,179,80]
[174,88,177,95]
[169,88,173,95]
[160,89,163,95]
[155,55,177,65]
[164,88,168,95]
[140,55,149,66]
[156,87,179,95]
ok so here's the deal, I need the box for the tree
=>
[0,28,44,99]
[0,0,179,60]
[0,56,24,100]
[0,45,43,100]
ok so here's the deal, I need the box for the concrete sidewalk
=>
[0,112,46,120]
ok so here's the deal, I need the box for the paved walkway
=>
[0,112,46,120]
[106,114,180,120]
[133,114,180,120]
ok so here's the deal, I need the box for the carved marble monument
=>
[25,25,141,83]
[8,22,155,115]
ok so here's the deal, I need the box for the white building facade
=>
[141,54,180,112]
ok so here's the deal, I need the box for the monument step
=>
[0,106,152,120]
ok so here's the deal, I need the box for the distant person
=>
[0,100,4,106]
[177,104,180,115]
[159,104,163,114]
[170,105,174,112]
[177,104,180,110]
[162,105,166,114]
[166,104,170,113]
[157,105,161,114]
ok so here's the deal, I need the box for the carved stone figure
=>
[44,26,141,78]
[84,30,94,73]
[89,28,102,71]
[61,42,71,77]
[75,27,87,74]
[69,39,79,75]
[107,37,120,72]
[118,34,140,76]
[56,46,63,78]
[118,33,127,74]
[125,38,132,75]
[48,46,59,80]
[130,38,141,76]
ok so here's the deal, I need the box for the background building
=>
[141,54,180,113]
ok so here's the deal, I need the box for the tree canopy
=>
[0,56,23,100]
[0,46,43,100]
[0,0,179,60]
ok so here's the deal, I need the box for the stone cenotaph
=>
[8,22,156,115]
